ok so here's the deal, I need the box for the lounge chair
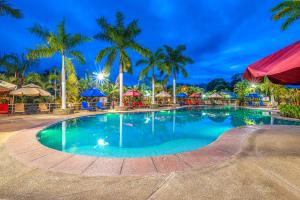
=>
[0,104,9,114]
[259,101,265,107]
[39,103,50,113]
[14,103,25,114]
[81,102,94,111]
[96,101,105,110]
[248,101,253,106]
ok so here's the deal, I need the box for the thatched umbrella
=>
[9,84,51,97]
[0,80,17,93]
[0,80,17,104]
[208,93,222,98]
[155,91,171,98]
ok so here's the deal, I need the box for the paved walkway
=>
[0,112,300,199]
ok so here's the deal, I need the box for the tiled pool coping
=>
[5,119,260,176]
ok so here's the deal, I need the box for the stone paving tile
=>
[30,151,73,169]
[82,157,124,176]
[177,147,231,168]
[50,155,97,174]
[121,158,158,176]
[16,147,56,163]
[152,155,191,173]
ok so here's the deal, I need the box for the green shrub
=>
[279,104,300,119]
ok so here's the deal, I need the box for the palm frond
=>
[96,16,110,30]
[121,51,132,74]
[27,46,56,60]
[69,51,85,64]
[126,19,141,38]
[67,34,91,49]
[115,11,125,29]
[139,64,152,80]
[0,0,22,18]
[282,14,300,30]
[104,49,117,73]
[179,66,189,78]
[135,59,148,66]
[28,24,49,39]
[272,7,293,20]
[58,19,66,40]
[129,42,150,56]
[95,47,115,63]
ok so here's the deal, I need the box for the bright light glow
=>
[251,83,257,88]
[97,139,109,146]
[97,72,104,81]
[93,70,108,85]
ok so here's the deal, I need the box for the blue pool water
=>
[37,107,300,158]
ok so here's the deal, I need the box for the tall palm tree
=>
[27,19,89,110]
[163,45,193,104]
[94,12,149,107]
[272,0,300,31]
[0,0,22,18]
[0,53,36,86]
[136,48,165,104]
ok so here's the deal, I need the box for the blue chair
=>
[248,101,253,106]
[96,101,105,110]
[81,102,93,111]
[259,101,265,107]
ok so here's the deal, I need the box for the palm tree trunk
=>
[173,75,176,104]
[61,53,66,110]
[119,64,124,107]
[152,70,155,104]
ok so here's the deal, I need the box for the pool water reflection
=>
[37,107,300,158]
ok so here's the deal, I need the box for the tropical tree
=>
[99,81,119,100]
[136,48,165,104]
[272,0,300,31]
[163,45,193,104]
[234,80,251,105]
[207,78,229,91]
[25,72,43,85]
[0,0,22,18]
[66,58,79,103]
[27,19,89,110]
[0,53,36,86]
[258,77,286,104]
[94,11,149,107]
[47,68,60,100]
[187,86,205,95]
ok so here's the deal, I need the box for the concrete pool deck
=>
[1,110,300,199]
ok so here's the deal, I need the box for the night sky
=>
[1,0,300,85]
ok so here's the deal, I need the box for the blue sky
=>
[1,0,300,85]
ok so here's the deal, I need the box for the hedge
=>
[279,104,300,119]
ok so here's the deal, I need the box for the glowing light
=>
[97,72,104,81]
[251,83,257,88]
[93,70,108,85]
[97,139,109,146]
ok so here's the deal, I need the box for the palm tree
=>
[136,48,165,104]
[163,45,193,104]
[27,19,89,110]
[0,53,36,86]
[0,0,22,18]
[272,0,300,31]
[94,12,149,107]
[234,80,251,105]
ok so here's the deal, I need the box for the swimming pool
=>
[37,107,300,158]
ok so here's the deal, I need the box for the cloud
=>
[1,0,300,85]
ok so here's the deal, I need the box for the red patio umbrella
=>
[190,93,201,98]
[243,40,300,85]
[123,89,141,97]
